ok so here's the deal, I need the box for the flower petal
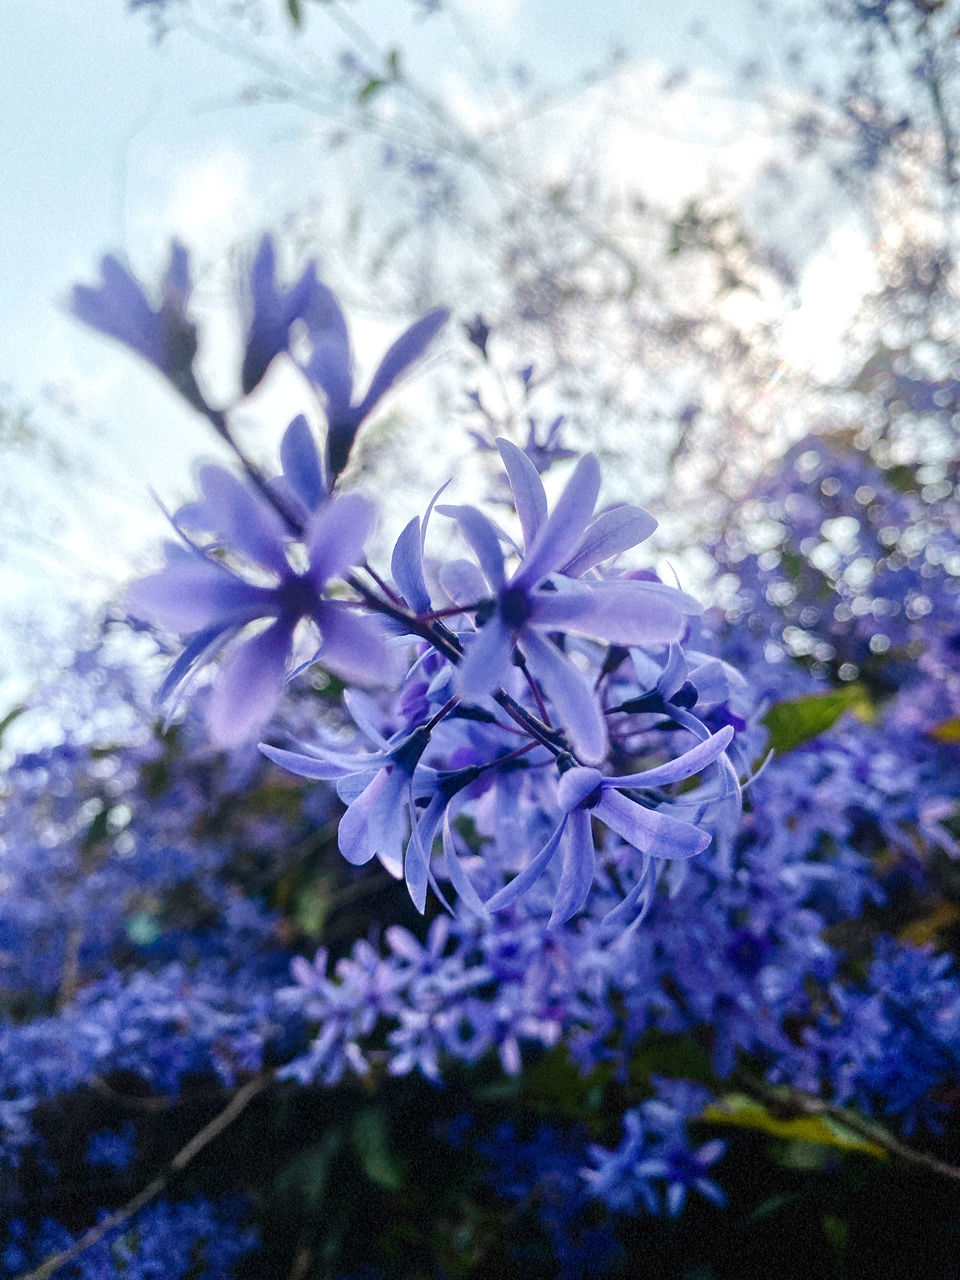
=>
[357,308,449,419]
[179,465,291,576]
[207,618,295,747]
[438,505,506,591]
[485,817,567,912]
[306,492,375,586]
[514,454,601,589]
[391,516,431,613]
[566,580,694,646]
[521,629,607,763]
[561,505,658,577]
[596,790,711,859]
[605,725,734,788]
[316,604,391,686]
[496,437,547,550]
[456,616,514,702]
[280,415,326,511]
[126,561,273,633]
[549,808,596,925]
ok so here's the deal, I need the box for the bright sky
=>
[0,0,866,702]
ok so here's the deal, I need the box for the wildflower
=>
[127,470,388,745]
[70,241,204,410]
[240,235,318,395]
[302,286,449,478]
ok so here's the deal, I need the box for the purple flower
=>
[261,694,438,883]
[126,469,389,745]
[70,242,204,411]
[241,235,318,395]
[441,446,700,761]
[303,287,449,478]
[486,725,733,924]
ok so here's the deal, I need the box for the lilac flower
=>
[70,242,204,411]
[126,470,388,745]
[261,694,437,883]
[303,286,449,478]
[241,236,318,395]
[442,447,700,761]
[486,725,734,924]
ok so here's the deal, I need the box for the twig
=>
[18,1071,272,1280]
[737,1072,960,1185]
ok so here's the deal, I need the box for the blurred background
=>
[6,0,956,708]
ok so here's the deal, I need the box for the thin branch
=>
[18,1071,272,1280]
[737,1072,960,1185]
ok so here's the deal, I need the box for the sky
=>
[0,0,860,703]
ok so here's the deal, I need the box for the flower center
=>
[499,586,533,629]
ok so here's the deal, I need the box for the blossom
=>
[302,286,449,477]
[441,446,701,761]
[486,725,734,925]
[70,241,204,411]
[240,235,318,395]
[126,468,388,745]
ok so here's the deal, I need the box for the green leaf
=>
[763,685,871,753]
[702,1094,886,1157]
[274,1129,344,1213]
[351,1108,407,1191]
[358,76,386,102]
[929,717,960,744]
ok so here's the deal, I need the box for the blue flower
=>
[70,242,204,410]
[302,286,449,477]
[441,443,701,761]
[486,725,734,925]
[241,235,318,395]
[127,470,389,745]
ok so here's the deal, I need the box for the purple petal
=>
[71,256,159,364]
[404,794,434,913]
[280,415,326,511]
[557,766,605,812]
[259,742,376,781]
[456,617,514,702]
[441,809,489,918]
[303,282,354,415]
[439,558,488,607]
[181,466,290,576]
[357,308,449,419]
[207,618,295,747]
[605,725,734,788]
[306,493,375,586]
[438,505,506,591]
[316,604,391,685]
[564,580,691,646]
[338,771,390,866]
[391,517,431,613]
[527,580,593,628]
[126,561,273,633]
[157,623,238,705]
[596,791,711,859]
[485,817,567,911]
[339,768,407,875]
[561,505,658,577]
[514,454,600,589]
[521,629,607,763]
[307,335,354,421]
[496,437,547,550]
[549,809,596,924]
